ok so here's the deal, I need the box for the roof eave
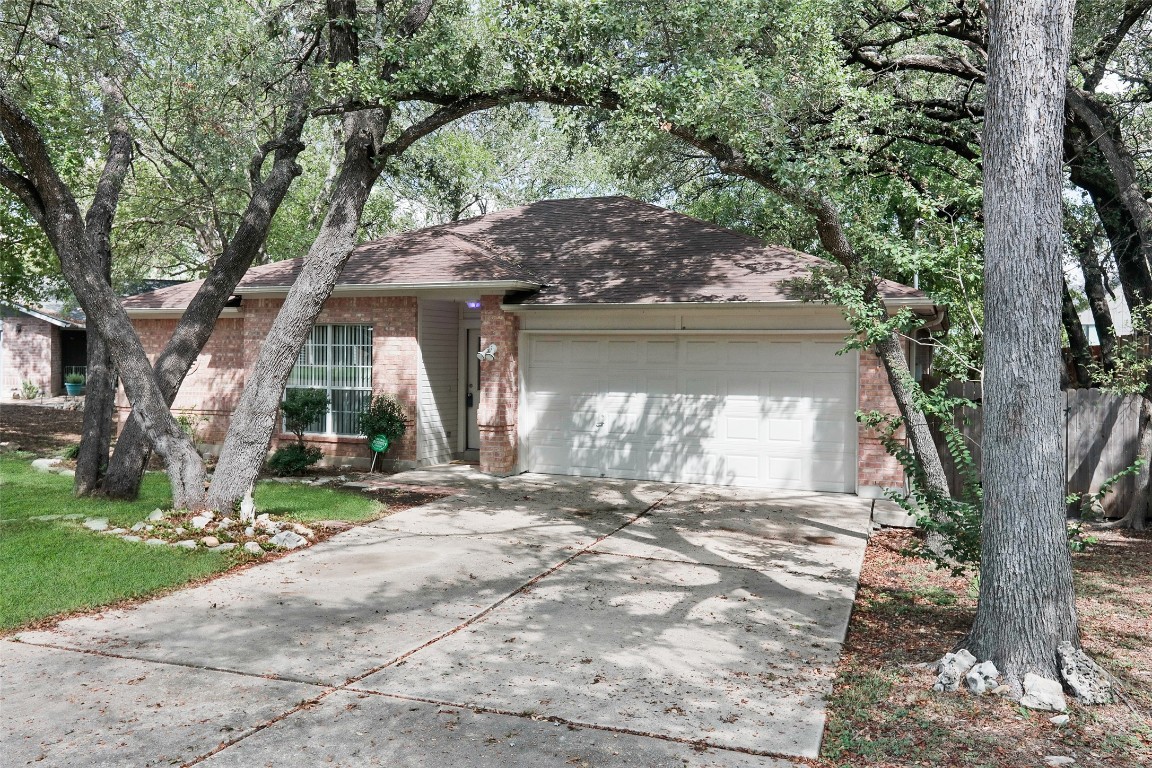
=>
[237,280,542,298]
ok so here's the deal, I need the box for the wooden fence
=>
[929,382,1144,518]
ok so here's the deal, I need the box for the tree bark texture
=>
[102,87,309,499]
[0,88,208,508]
[203,109,387,511]
[1061,278,1094,388]
[74,79,127,495]
[967,0,1080,685]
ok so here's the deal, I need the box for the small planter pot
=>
[64,383,84,397]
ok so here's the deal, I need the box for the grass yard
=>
[816,528,1152,768]
[0,453,383,632]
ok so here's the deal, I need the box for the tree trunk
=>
[967,0,1080,687]
[1061,278,1094,388]
[203,109,387,511]
[102,87,309,500]
[74,331,116,494]
[0,88,208,509]
[1070,227,1117,371]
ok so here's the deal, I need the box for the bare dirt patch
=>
[0,403,84,455]
[816,528,1152,767]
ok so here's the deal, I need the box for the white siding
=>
[417,300,460,465]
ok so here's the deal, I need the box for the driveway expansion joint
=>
[340,686,803,761]
[173,489,678,766]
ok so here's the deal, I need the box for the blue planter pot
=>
[64,383,84,397]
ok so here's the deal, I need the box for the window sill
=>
[277,433,367,445]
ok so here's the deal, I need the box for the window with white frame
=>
[285,324,373,435]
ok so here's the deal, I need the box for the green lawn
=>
[0,454,381,631]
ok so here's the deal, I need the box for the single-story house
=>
[2,281,186,399]
[122,197,937,496]
[1,302,87,398]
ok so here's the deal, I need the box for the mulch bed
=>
[814,528,1152,767]
[0,403,84,454]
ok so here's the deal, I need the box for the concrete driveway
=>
[2,468,876,767]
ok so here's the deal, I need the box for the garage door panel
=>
[525,335,857,492]
[644,341,678,365]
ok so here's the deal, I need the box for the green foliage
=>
[858,390,983,573]
[358,394,408,445]
[1067,457,1148,520]
[1087,305,1152,396]
[64,372,86,385]
[61,444,81,460]
[266,444,324,477]
[19,381,40,400]
[280,389,330,446]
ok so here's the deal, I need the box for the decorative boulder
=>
[270,530,308,550]
[1020,673,1068,712]
[933,649,978,692]
[1057,641,1113,705]
[965,661,1000,695]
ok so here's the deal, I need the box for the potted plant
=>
[358,394,407,471]
[64,373,86,397]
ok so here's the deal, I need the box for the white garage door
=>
[523,335,857,492]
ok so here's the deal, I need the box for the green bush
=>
[62,444,81,460]
[281,388,329,445]
[267,444,323,476]
[19,380,39,400]
[64,372,86,385]
[358,394,407,446]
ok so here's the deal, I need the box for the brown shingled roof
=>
[123,196,927,310]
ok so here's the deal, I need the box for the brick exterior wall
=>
[2,315,60,397]
[856,346,907,491]
[478,295,520,475]
[125,296,419,468]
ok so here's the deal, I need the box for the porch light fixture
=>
[477,343,497,362]
[465,300,481,309]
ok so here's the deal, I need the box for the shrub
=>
[62,444,81,460]
[280,389,329,445]
[64,373,86,385]
[358,394,407,446]
[267,444,323,476]
[20,380,39,400]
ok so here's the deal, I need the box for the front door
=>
[465,328,481,450]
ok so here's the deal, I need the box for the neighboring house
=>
[122,197,937,496]
[0,302,86,398]
[2,280,186,399]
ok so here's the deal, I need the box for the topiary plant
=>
[268,388,329,475]
[281,388,329,446]
[358,394,407,447]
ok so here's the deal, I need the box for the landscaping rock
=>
[1049,714,1070,726]
[342,481,370,489]
[270,530,308,550]
[933,649,977,692]
[244,526,255,537]
[239,489,256,523]
[216,517,236,530]
[83,518,109,532]
[201,536,220,548]
[243,541,264,556]
[1043,757,1075,766]
[291,523,315,538]
[121,535,142,542]
[256,519,281,534]
[173,539,198,550]
[1020,673,1067,712]
[57,468,75,477]
[313,520,351,531]
[146,509,165,522]
[103,528,126,535]
[131,521,147,532]
[190,514,214,530]
[310,477,332,486]
[30,458,61,473]
[965,661,1000,695]
[210,542,237,552]
[1057,641,1113,705]
[144,539,167,546]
